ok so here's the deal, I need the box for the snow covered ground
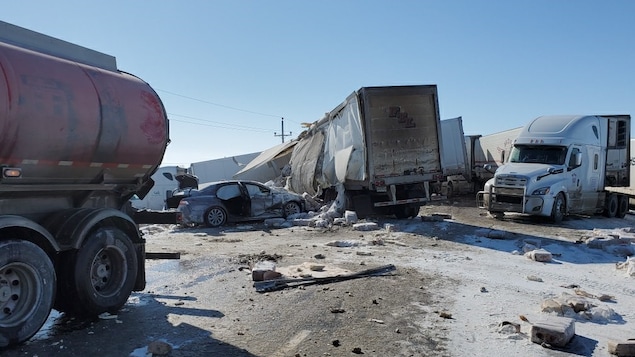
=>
[391,219,635,356]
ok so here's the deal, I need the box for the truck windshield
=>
[509,145,567,165]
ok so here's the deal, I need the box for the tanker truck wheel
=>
[0,240,56,348]
[57,228,138,316]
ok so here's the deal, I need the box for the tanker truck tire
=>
[0,240,56,348]
[551,193,565,224]
[57,228,138,316]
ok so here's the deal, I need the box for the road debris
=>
[253,264,396,292]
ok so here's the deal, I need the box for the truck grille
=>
[492,174,526,206]
[495,175,527,187]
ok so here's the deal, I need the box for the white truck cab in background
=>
[477,115,631,223]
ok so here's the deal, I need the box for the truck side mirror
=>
[575,152,582,166]
[484,164,495,174]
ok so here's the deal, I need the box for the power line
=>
[157,88,282,118]
[168,113,272,132]
[169,118,271,133]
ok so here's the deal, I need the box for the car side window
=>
[217,184,241,200]
[245,183,269,198]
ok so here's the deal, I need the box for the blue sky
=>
[3,1,634,167]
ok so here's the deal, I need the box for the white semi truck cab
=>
[477,115,631,223]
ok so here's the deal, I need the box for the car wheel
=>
[204,207,227,227]
[283,201,301,217]
[551,193,565,223]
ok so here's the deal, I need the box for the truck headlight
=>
[532,187,550,195]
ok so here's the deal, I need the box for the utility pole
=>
[274,117,292,143]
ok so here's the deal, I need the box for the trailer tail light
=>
[375,179,386,187]
[3,167,22,178]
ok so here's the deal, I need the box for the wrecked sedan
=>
[176,180,305,227]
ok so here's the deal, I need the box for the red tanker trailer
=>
[0,21,169,347]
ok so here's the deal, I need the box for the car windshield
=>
[509,145,567,165]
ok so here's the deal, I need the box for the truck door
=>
[565,146,584,212]
[581,145,602,210]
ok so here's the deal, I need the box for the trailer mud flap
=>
[133,242,146,291]
[352,195,374,218]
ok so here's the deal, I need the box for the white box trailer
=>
[130,166,193,210]
[604,138,635,207]
[438,117,472,197]
[289,85,444,218]
[467,126,523,188]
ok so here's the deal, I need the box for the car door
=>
[243,182,274,217]
[216,183,246,216]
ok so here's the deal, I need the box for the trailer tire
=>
[58,228,138,316]
[446,182,454,198]
[617,195,628,218]
[604,194,618,218]
[551,193,565,224]
[0,240,56,348]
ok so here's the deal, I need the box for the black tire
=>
[0,240,56,348]
[283,201,301,217]
[406,206,419,218]
[204,206,227,227]
[604,194,618,218]
[394,205,418,219]
[551,193,565,224]
[446,182,454,198]
[60,228,138,316]
[617,195,628,219]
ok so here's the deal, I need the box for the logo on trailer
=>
[388,106,416,128]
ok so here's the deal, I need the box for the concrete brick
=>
[252,261,277,281]
[530,317,575,348]
[353,222,379,231]
[525,248,553,262]
[344,210,358,224]
[608,339,635,356]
